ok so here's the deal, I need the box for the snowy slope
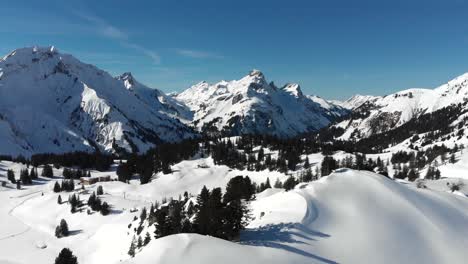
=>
[128,169,468,264]
[116,72,193,123]
[0,46,195,156]
[1,159,468,264]
[331,94,381,110]
[175,70,348,137]
[335,73,468,140]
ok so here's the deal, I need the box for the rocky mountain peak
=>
[282,83,303,98]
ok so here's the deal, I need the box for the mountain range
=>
[0,46,194,156]
[1,46,468,156]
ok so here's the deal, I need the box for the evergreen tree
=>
[194,185,210,235]
[54,248,78,264]
[283,176,297,191]
[257,147,265,161]
[54,182,61,193]
[61,180,75,192]
[449,153,456,164]
[304,157,310,169]
[144,232,151,246]
[137,236,143,248]
[42,164,54,178]
[303,168,313,182]
[100,202,110,215]
[408,169,419,182]
[181,218,193,233]
[167,201,183,234]
[55,219,69,238]
[154,208,169,238]
[264,177,271,189]
[224,176,255,203]
[7,169,16,183]
[117,163,132,183]
[69,194,79,209]
[273,178,283,188]
[140,207,147,223]
[223,199,250,240]
[30,167,39,180]
[87,192,97,208]
[321,156,337,176]
[208,188,224,237]
[96,185,104,195]
[57,195,62,205]
[20,169,31,184]
[128,236,136,257]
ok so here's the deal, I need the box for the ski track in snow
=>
[0,191,42,241]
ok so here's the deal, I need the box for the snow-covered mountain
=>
[333,73,468,141]
[175,70,348,137]
[0,46,195,156]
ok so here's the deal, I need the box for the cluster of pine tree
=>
[211,137,302,172]
[19,167,38,184]
[62,168,91,180]
[148,180,252,240]
[54,180,75,192]
[55,219,69,238]
[425,166,441,180]
[128,176,254,257]
[68,193,82,213]
[87,191,110,215]
[41,164,54,177]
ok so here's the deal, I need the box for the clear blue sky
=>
[2,0,468,100]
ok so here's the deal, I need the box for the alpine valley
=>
[1,46,468,264]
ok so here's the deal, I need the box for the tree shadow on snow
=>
[68,229,83,236]
[241,223,338,264]
[110,208,123,215]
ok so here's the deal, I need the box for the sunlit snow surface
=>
[1,158,468,264]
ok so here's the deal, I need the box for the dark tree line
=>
[62,168,91,180]
[31,151,113,171]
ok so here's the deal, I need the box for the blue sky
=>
[2,0,468,100]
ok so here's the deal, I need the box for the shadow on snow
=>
[241,223,338,264]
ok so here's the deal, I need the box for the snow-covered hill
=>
[2,159,468,264]
[0,46,195,156]
[175,70,348,137]
[334,73,468,141]
[128,169,468,264]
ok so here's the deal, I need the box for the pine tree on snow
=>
[54,248,78,264]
